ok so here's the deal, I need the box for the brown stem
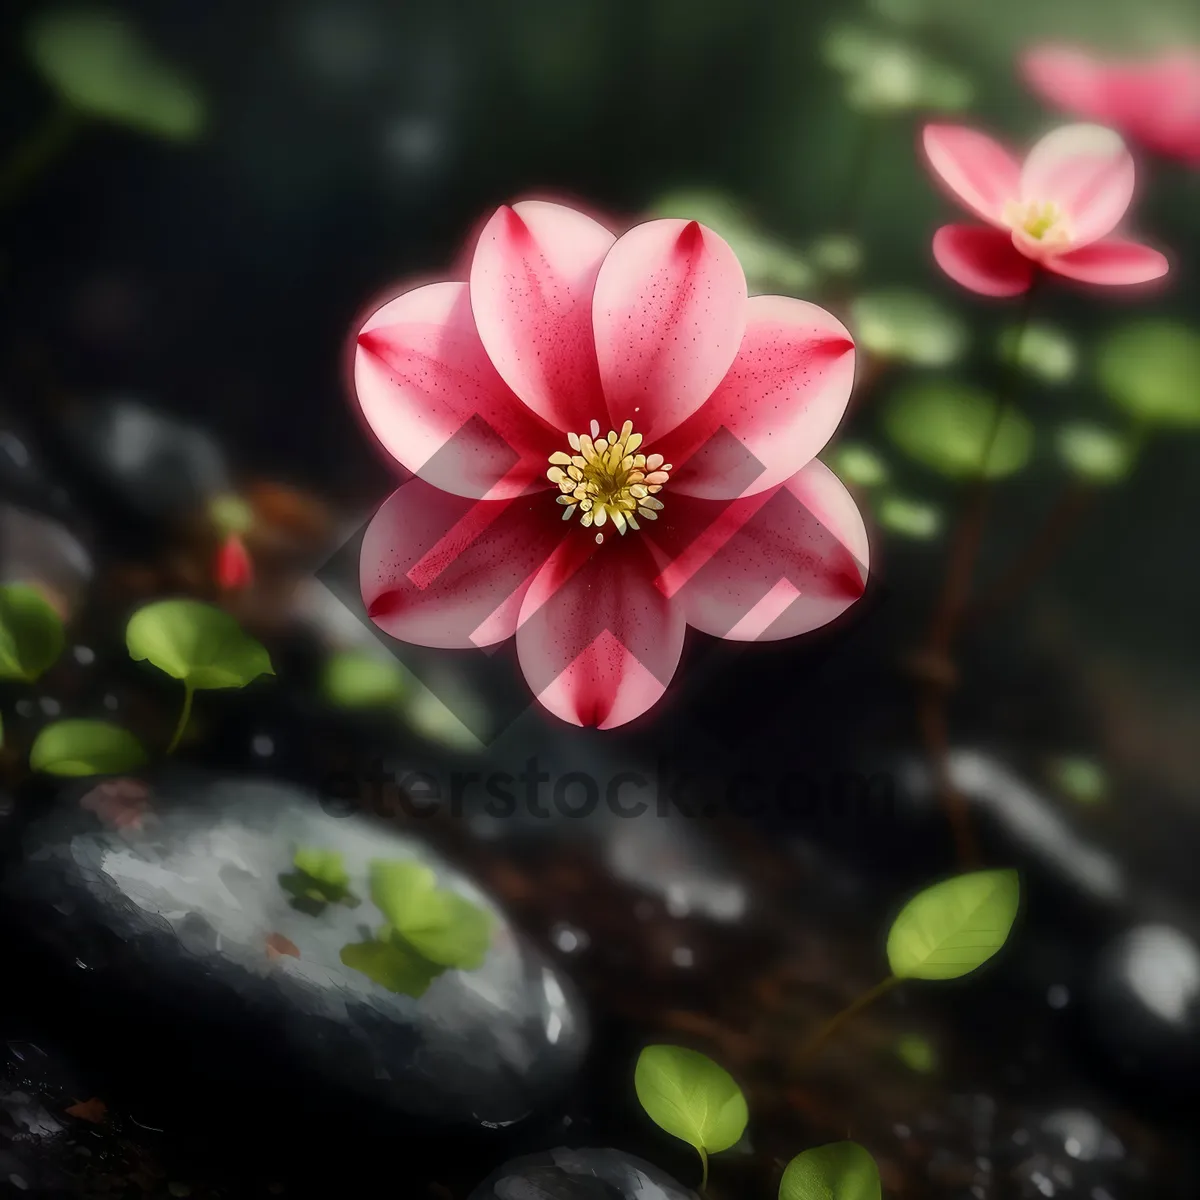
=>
[795,976,898,1066]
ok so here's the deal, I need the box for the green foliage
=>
[886,869,1020,980]
[894,1032,937,1073]
[1001,322,1077,384]
[876,493,942,539]
[634,1045,748,1163]
[127,599,273,690]
[29,719,147,776]
[779,1142,881,1200]
[279,847,360,913]
[27,9,204,140]
[1098,320,1200,428]
[828,442,889,489]
[0,583,65,682]
[852,289,967,367]
[883,381,1033,480]
[1056,421,1136,485]
[209,493,254,535]
[808,233,864,277]
[648,190,814,294]
[1049,755,1108,806]
[321,651,407,710]
[339,939,446,999]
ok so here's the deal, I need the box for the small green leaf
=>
[809,234,864,277]
[29,719,147,777]
[294,847,350,892]
[1098,320,1200,428]
[209,493,254,535]
[126,599,273,690]
[883,381,1033,480]
[876,493,942,540]
[886,869,1020,981]
[321,651,407,710]
[1056,421,1136,485]
[828,442,889,489]
[851,290,967,367]
[634,1045,748,1158]
[779,1142,881,1200]
[27,9,205,140]
[1001,322,1077,384]
[894,1032,937,1074]
[339,940,446,998]
[0,583,66,682]
[1049,755,1108,806]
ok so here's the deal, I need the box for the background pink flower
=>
[923,123,1169,296]
[1022,45,1200,166]
[353,201,866,728]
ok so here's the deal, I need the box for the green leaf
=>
[321,651,407,710]
[294,847,350,892]
[126,599,273,690]
[779,1142,881,1200]
[369,860,492,970]
[0,583,65,682]
[1098,320,1200,428]
[851,290,967,367]
[27,9,204,140]
[1056,421,1136,485]
[883,381,1033,480]
[1049,755,1108,806]
[827,442,888,489]
[894,1032,937,1074]
[876,493,942,540]
[823,25,972,113]
[279,846,359,912]
[1001,322,1077,385]
[339,940,446,998]
[886,868,1020,981]
[634,1045,748,1157]
[808,234,864,277]
[209,493,254,535]
[29,719,147,776]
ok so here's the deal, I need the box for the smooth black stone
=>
[0,774,587,1130]
[0,506,92,613]
[467,1147,695,1200]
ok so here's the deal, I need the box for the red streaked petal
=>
[1043,237,1169,285]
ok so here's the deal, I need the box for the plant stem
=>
[697,1147,709,1195]
[0,106,81,212]
[166,685,194,755]
[796,976,898,1064]
[913,273,1041,868]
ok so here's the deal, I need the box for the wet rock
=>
[0,774,587,1128]
[0,506,92,617]
[467,1147,695,1200]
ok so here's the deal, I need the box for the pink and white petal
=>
[1020,47,1114,123]
[932,225,1035,296]
[1020,123,1134,246]
[922,125,1022,227]
[658,296,855,500]
[362,478,565,649]
[516,535,685,728]
[645,458,867,642]
[1043,238,1169,286]
[469,201,616,433]
[592,218,748,442]
[356,282,556,499]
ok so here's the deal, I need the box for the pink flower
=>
[923,123,1168,296]
[215,531,253,590]
[1021,46,1200,167]
[352,201,866,728]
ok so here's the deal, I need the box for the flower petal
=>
[1020,123,1134,247]
[362,478,564,649]
[659,296,855,500]
[355,282,556,499]
[469,201,616,432]
[592,218,748,442]
[516,535,685,728]
[647,459,868,642]
[922,125,1022,227]
[1021,46,1114,123]
[932,225,1035,296]
[1043,237,1169,286]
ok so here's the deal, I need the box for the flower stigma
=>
[547,419,672,545]
[1003,198,1071,249]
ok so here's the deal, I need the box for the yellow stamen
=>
[1003,198,1070,248]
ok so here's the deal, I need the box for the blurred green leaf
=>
[1056,421,1136,484]
[779,1142,881,1200]
[895,1032,938,1073]
[828,442,889,488]
[852,289,967,367]
[883,381,1033,480]
[209,494,254,536]
[339,939,445,998]
[0,583,65,682]
[1098,320,1200,428]
[127,599,273,690]
[876,493,943,539]
[1049,755,1108,806]
[27,9,204,140]
[322,651,407,710]
[634,1045,748,1161]
[30,719,147,777]
[809,233,864,277]
[1002,322,1077,384]
[887,869,1020,981]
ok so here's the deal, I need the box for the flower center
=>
[546,419,671,544]
[1003,198,1070,248]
